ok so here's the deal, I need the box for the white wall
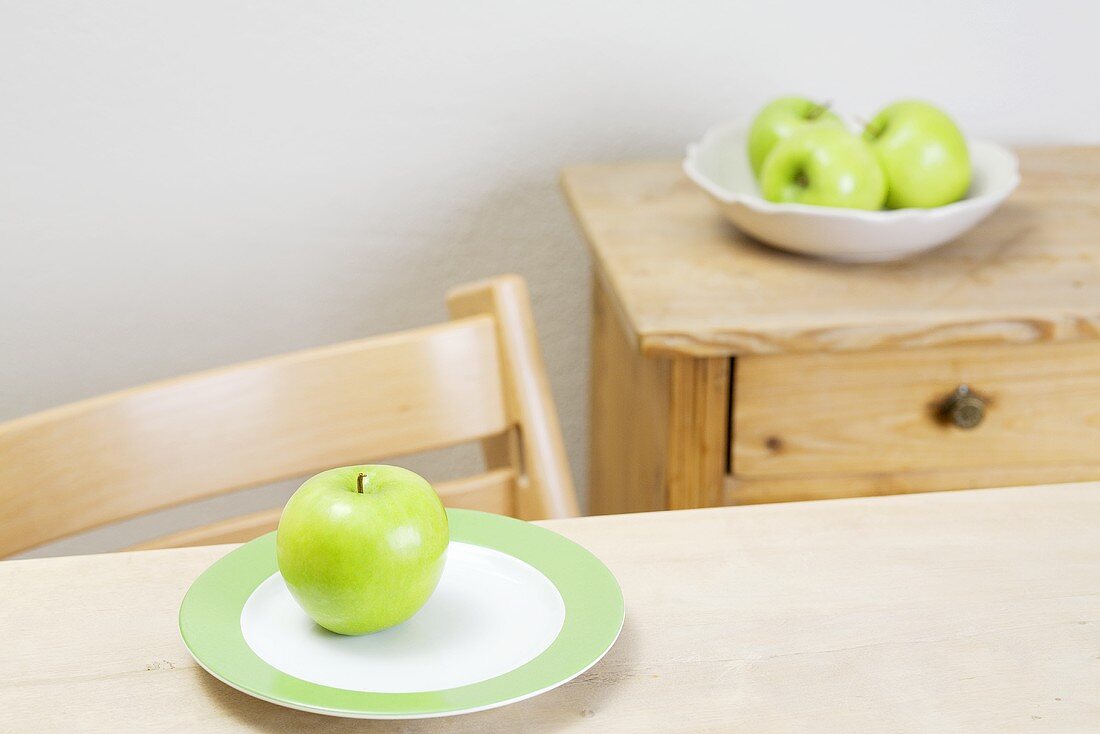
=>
[3,0,1098,554]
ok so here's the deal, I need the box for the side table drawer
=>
[732,340,1100,483]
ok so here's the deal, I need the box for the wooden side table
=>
[562,148,1100,514]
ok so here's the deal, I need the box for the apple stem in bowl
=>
[854,115,870,130]
[806,100,832,121]
[356,472,367,494]
[858,116,885,140]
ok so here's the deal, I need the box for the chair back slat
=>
[125,468,517,551]
[447,277,580,519]
[0,316,508,556]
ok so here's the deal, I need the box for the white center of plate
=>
[240,541,566,693]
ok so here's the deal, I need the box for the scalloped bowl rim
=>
[683,122,1020,221]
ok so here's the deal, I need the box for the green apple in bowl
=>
[276,465,449,635]
[747,97,844,178]
[759,125,887,210]
[863,100,971,209]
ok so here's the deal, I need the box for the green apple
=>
[276,465,449,635]
[863,100,971,209]
[747,97,844,178]
[759,125,887,210]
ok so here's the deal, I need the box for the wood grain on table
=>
[2,483,1099,732]
[562,148,1100,358]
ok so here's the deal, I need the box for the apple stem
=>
[807,100,832,121]
[357,472,366,494]
[858,115,883,138]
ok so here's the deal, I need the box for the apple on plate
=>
[276,465,449,635]
[759,125,887,210]
[863,100,971,209]
[747,97,844,178]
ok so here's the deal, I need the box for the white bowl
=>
[683,123,1020,263]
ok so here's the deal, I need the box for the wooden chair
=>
[0,275,578,558]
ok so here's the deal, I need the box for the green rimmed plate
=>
[179,509,624,719]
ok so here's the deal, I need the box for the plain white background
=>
[3,1,1099,553]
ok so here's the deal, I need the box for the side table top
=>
[562,147,1100,357]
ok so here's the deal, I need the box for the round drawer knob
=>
[940,384,985,429]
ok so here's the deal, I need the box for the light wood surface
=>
[587,274,670,515]
[726,463,1100,505]
[128,469,516,551]
[0,276,577,557]
[733,339,1100,479]
[666,356,729,510]
[566,147,1100,512]
[448,276,580,520]
[562,147,1100,358]
[3,483,1099,732]
[586,274,732,515]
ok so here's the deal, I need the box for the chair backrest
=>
[0,275,578,557]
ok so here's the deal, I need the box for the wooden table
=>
[3,483,1099,732]
[562,148,1100,514]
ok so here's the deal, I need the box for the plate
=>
[179,509,624,719]
[683,122,1020,262]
